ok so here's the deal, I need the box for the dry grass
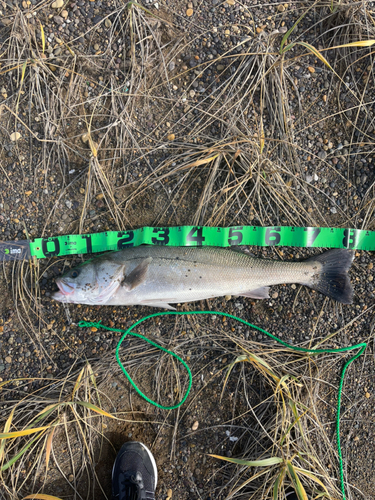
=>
[0,316,360,499]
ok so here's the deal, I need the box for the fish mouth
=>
[56,279,75,296]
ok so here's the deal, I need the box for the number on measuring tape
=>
[151,228,169,245]
[41,237,60,257]
[343,229,358,249]
[186,227,205,246]
[228,227,243,245]
[265,227,281,246]
[304,227,321,246]
[82,234,93,253]
[117,231,134,249]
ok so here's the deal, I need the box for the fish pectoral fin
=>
[122,257,153,291]
[239,287,270,299]
[140,301,176,310]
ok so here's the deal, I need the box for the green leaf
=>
[23,495,64,500]
[273,467,286,500]
[0,431,44,472]
[280,1,317,51]
[0,408,14,461]
[40,22,45,54]
[68,401,115,418]
[209,454,283,467]
[286,461,308,500]
[293,466,329,494]
[296,42,333,70]
[0,426,49,439]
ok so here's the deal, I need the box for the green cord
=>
[78,319,192,411]
[78,311,366,500]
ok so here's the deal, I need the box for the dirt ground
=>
[0,1,375,499]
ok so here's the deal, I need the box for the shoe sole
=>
[112,441,158,489]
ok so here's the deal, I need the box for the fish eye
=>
[71,270,79,278]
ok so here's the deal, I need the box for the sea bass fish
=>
[52,246,354,309]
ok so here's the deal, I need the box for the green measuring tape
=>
[1,225,374,261]
[79,312,366,500]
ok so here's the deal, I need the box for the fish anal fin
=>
[140,302,176,310]
[122,257,152,291]
[239,287,270,299]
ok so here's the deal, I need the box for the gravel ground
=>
[0,1,375,499]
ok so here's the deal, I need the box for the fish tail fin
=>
[303,249,354,304]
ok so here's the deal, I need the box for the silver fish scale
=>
[102,246,316,306]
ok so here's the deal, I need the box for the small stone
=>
[105,18,112,28]
[365,392,371,398]
[189,90,196,98]
[167,489,173,499]
[10,132,21,141]
[51,0,64,8]
[5,356,12,364]
[91,327,98,332]
[318,150,327,160]
[226,0,235,4]
[186,8,193,16]
[291,284,296,289]
[54,15,64,24]
[68,474,74,482]
[81,132,90,143]
[167,134,175,141]
[96,193,104,200]
[256,27,263,34]
[277,4,285,11]
[61,10,68,18]
[272,292,278,299]
[168,61,175,71]
[323,94,327,102]
[224,29,230,35]
[94,43,100,51]
[368,262,373,270]
[224,295,231,301]
[25,191,32,196]
[192,421,199,431]
[217,64,225,71]
[80,188,85,194]
[354,436,359,442]
[308,66,315,73]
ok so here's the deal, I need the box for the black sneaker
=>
[112,441,158,500]
[285,489,298,500]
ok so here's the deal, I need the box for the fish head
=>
[52,258,124,304]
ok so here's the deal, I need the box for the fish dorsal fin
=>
[239,287,270,299]
[122,257,153,291]
[228,246,255,257]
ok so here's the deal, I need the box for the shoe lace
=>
[121,473,143,500]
